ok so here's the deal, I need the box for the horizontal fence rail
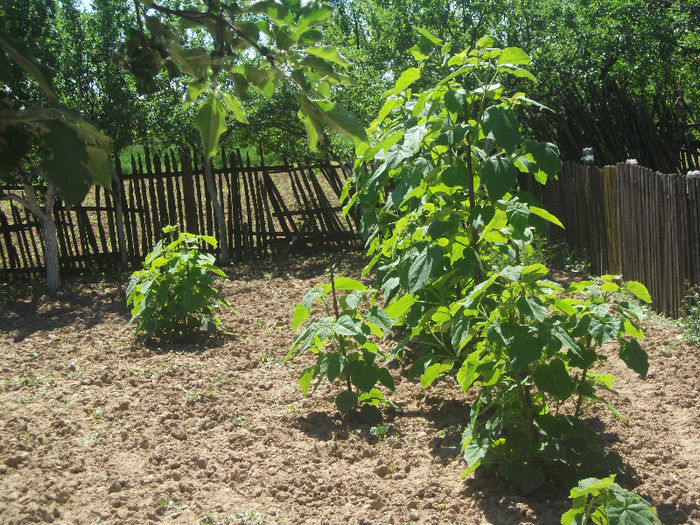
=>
[0,148,359,279]
[529,161,700,318]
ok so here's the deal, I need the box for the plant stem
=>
[574,366,589,418]
[330,264,340,320]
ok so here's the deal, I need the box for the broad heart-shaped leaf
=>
[529,141,562,182]
[619,339,649,378]
[533,358,574,401]
[588,316,622,345]
[318,352,345,382]
[420,361,454,388]
[481,157,517,201]
[606,486,661,525]
[243,0,292,25]
[315,100,368,144]
[365,306,393,337]
[40,120,93,206]
[624,281,652,303]
[498,47,531,65]
[291,304,309,330]
[506,201,530,236]
[482,106,523,154]
[335,390,358,414]
[508,336,542,371]
[346,359,379,392]
[407,245,442,293]
[516,296,547,322]
[334,315,361,336]
[85,145,112,189]
[194,96,226,160]
[304,46,350,67]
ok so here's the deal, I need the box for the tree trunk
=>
[15,180,61,294]
[201,151,229,262]
[109,158,129,269]
[40,215,60,294]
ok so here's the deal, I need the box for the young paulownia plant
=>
[286,267,395,417]
[562,475,661,525]
[126,225,232,341]
[346,32,653,491]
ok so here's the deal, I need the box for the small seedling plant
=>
[287,268,395,416]
[127,225,231,341]
[562,475,661,525]
[345,32,652,491]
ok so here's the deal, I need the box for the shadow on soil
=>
[0,277,129,342]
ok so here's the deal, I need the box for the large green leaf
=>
[456,351,480,392]
[316,101,368,144]
[332,276,366,290]
[304,46,350,67]
[291,304,309,330]
[420,361,453,388]
[194,96,227,160]
[365,306,393,337]
[530,141,562,182]
[407,245,442,293]
[619,339,649,378]
[318,352,345,382]
[243,1,292,25]
[588,316,622,345]
[85,145,112,189]
[624,281,652,303]
[334,315,361,336]
[482,106,523,154]
[393,67,420,93]
[533,358,574,401]
[498,47,531,65]
[480,157,517,200]
[508,336,542,371]
[335,390,358,414]
[40,120,93,206]
[606,486,661,524]
[516,296,547,322]
[222,93,247,124]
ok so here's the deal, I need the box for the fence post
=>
[110,157,128,269]
[603,165,621,274]
[179,151,199,235]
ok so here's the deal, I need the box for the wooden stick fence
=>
[0,148,359,280]
[529,161,700,317]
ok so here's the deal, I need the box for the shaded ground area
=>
[0,252,698,524]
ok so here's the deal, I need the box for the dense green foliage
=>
[126,226,231,341]
[343,34,652,491]
[0,31,111,205]
[3,0,696,166]
[287,271,395,416]
[117,0,368,160]
[562,475,661,525]
[682,285,700,346]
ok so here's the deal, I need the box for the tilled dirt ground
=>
[0,253,698,525]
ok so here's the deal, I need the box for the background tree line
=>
[1,0,698,170]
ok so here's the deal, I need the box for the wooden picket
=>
[530,162,700,317]
[0,148,359,280]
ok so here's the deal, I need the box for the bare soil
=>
[0,253,698,525]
